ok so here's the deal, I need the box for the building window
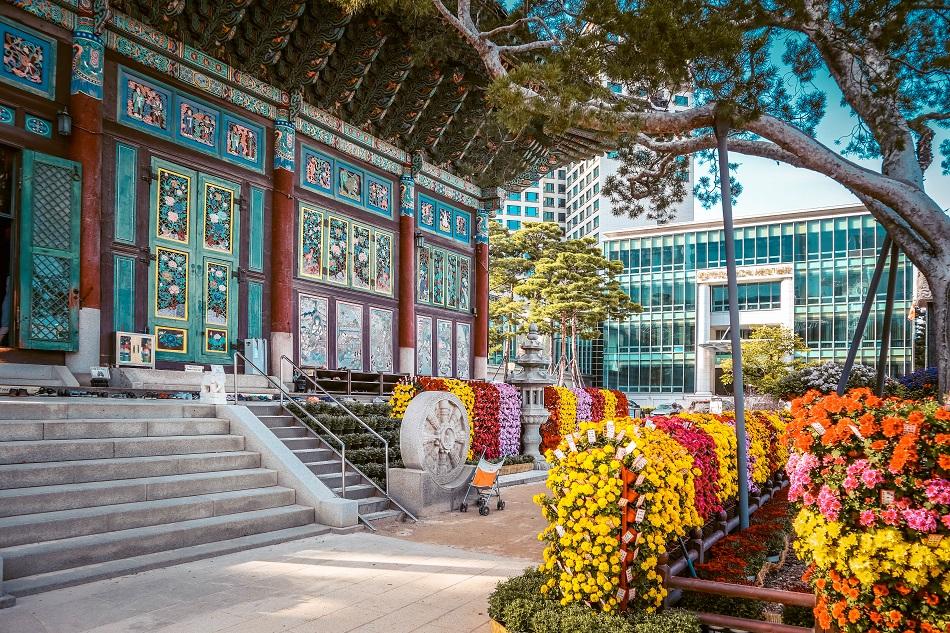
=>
[544,183,555,193]
[558,213,566,222]
[711,281,782,312]
[558,184,566,193]
[593,167,599,177]
[525,207,539,217]
[525,191,539,202]
[544,211,555,222]
[506,219,521,231]
[674,94,689,107]
[507,204,521,216]
[508,192,521,201]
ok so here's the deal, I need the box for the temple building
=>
[0,0,560,386]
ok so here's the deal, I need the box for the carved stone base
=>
[388,466,475,517]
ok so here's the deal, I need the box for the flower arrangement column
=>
[65,12,105,373]
[269,115,296,381]
[398,169,416,373]
[473,197,494,380]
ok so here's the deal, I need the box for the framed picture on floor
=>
[115,331,156,368]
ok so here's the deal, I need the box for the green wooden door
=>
[147,158,240,363]
[18,151,82,351]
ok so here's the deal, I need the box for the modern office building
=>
[494,170,569,231]
[600,204,919,406]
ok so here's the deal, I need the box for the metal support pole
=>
[876,242,900,395]
[837,235,892,395]
[714,116,750,530]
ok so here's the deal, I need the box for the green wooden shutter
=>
[18,151,82,351]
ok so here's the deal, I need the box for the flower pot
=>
[500,463,534,476]
[490,619,510,633]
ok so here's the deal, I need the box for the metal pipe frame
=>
[876,242,900,395]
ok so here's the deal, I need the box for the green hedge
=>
[488,570,701,633]
[290,400,403,488]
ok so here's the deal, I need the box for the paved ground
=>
[0,484,548,633]
[378,482,548,561]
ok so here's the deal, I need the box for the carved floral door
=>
[147,157,240,363]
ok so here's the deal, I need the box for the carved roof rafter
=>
[232,0,307,72]
[273,2,351,89]
[311,17,388,113]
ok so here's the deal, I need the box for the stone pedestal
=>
[388,466,475,517]
[508,324,552,462]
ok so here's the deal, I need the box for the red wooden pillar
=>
[398,170,416,374]
[66,16,105,373]
[473,203,492,379]
[269,119,296,380]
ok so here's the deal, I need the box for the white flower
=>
[165,196,176,206]
[215,269,224,278]
[169,285,180,295]
[218,284,226,292]
[209,212,219,223]
[167,211,179,223]
[167,260,177,269]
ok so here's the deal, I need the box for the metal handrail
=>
[232,351,348,497]
[280,355,390,495]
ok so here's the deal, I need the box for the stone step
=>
[292,448,336,463]
[0,434,245,465]
[280,437,320,451]
[0,486,297,547]
[315,470,364,488]
[270,426,309,439]
[0,401,217,421]
[333,483,377,500]
[256,415,296,428]
[0,418,229,442]
[0,451,261,490]
[0,364,78,387]
[0,468,278,517]
[360,509,403,529]
[0,504,316,580]
[3,523,330,597]
[245,403,289,417]
[304,459,342,476]
[357,496,392,515]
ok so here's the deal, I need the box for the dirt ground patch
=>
[377,482,548,562]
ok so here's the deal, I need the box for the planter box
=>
[490,619,510,633]
[500,463,534,476]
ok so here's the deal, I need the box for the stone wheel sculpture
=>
[400,391,471,487]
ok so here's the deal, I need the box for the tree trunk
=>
[570,314,584,388]
[928,275,950,402]
[557,320,568,386]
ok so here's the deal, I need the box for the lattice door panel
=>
[18,151,82,351]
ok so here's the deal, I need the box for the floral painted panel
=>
[438,206,452,234]
[436,319,453,377]
[431,249,445,306]
[205,328,228,354]
[304,152,332,192]
[418,199,435,230]
[445,253,459,309]
[416,248,430,303]
[458,258,471,311]
[224,120,258,164]
[178,99,217,147]
[456,323,471,379]
[338,165,362,203]
[205,261,230,326]
[155,247,188,320]
[156,169,190,243]
[299,206,323,279]
[373,231,393,296]
[367,179,390,215]
[369,308,394,373]
[416,315,432,375]
[336,301,363,370]
[125,76,169,131]
[298,294,329,368]
[326,217,349,284]
[155,326,187,353]
[203,183,234,252]
[1,21,54,97]
[454,211,470,241]
[351,223,372,290]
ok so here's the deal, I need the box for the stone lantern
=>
[508,324,552,463]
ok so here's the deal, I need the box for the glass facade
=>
[603,213,915,394]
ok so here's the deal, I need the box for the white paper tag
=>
[810,422,826,436]
[553,449,566,461]
[636,496,646,508]
[635,508,646,523]
[606,421,615,439]
[626,440,638,454]
[635,472,646,487]
[616,588,626,602]
[927,534,942,547]
[615,429,626,443]
[632,456,648,471]
[631,426,642,438]
[646,421,656,430]
[555,525,565,537]
[615,447,626,461]
[618,549,627,562]
[848,425,864,440]
[881,490,895,505]
[631,547,640,560]
[618,497,628,508]
[566,436,577,453]
[622,530,635,544]
[587,429,597,444]
[626,567,634,582]
[904,423,917,435]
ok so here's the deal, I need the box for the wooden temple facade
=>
[0,0,544,382]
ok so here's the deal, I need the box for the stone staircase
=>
[245,402,406,529]
[0,399,330,597]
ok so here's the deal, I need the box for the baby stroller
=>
[459,452,506,516]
